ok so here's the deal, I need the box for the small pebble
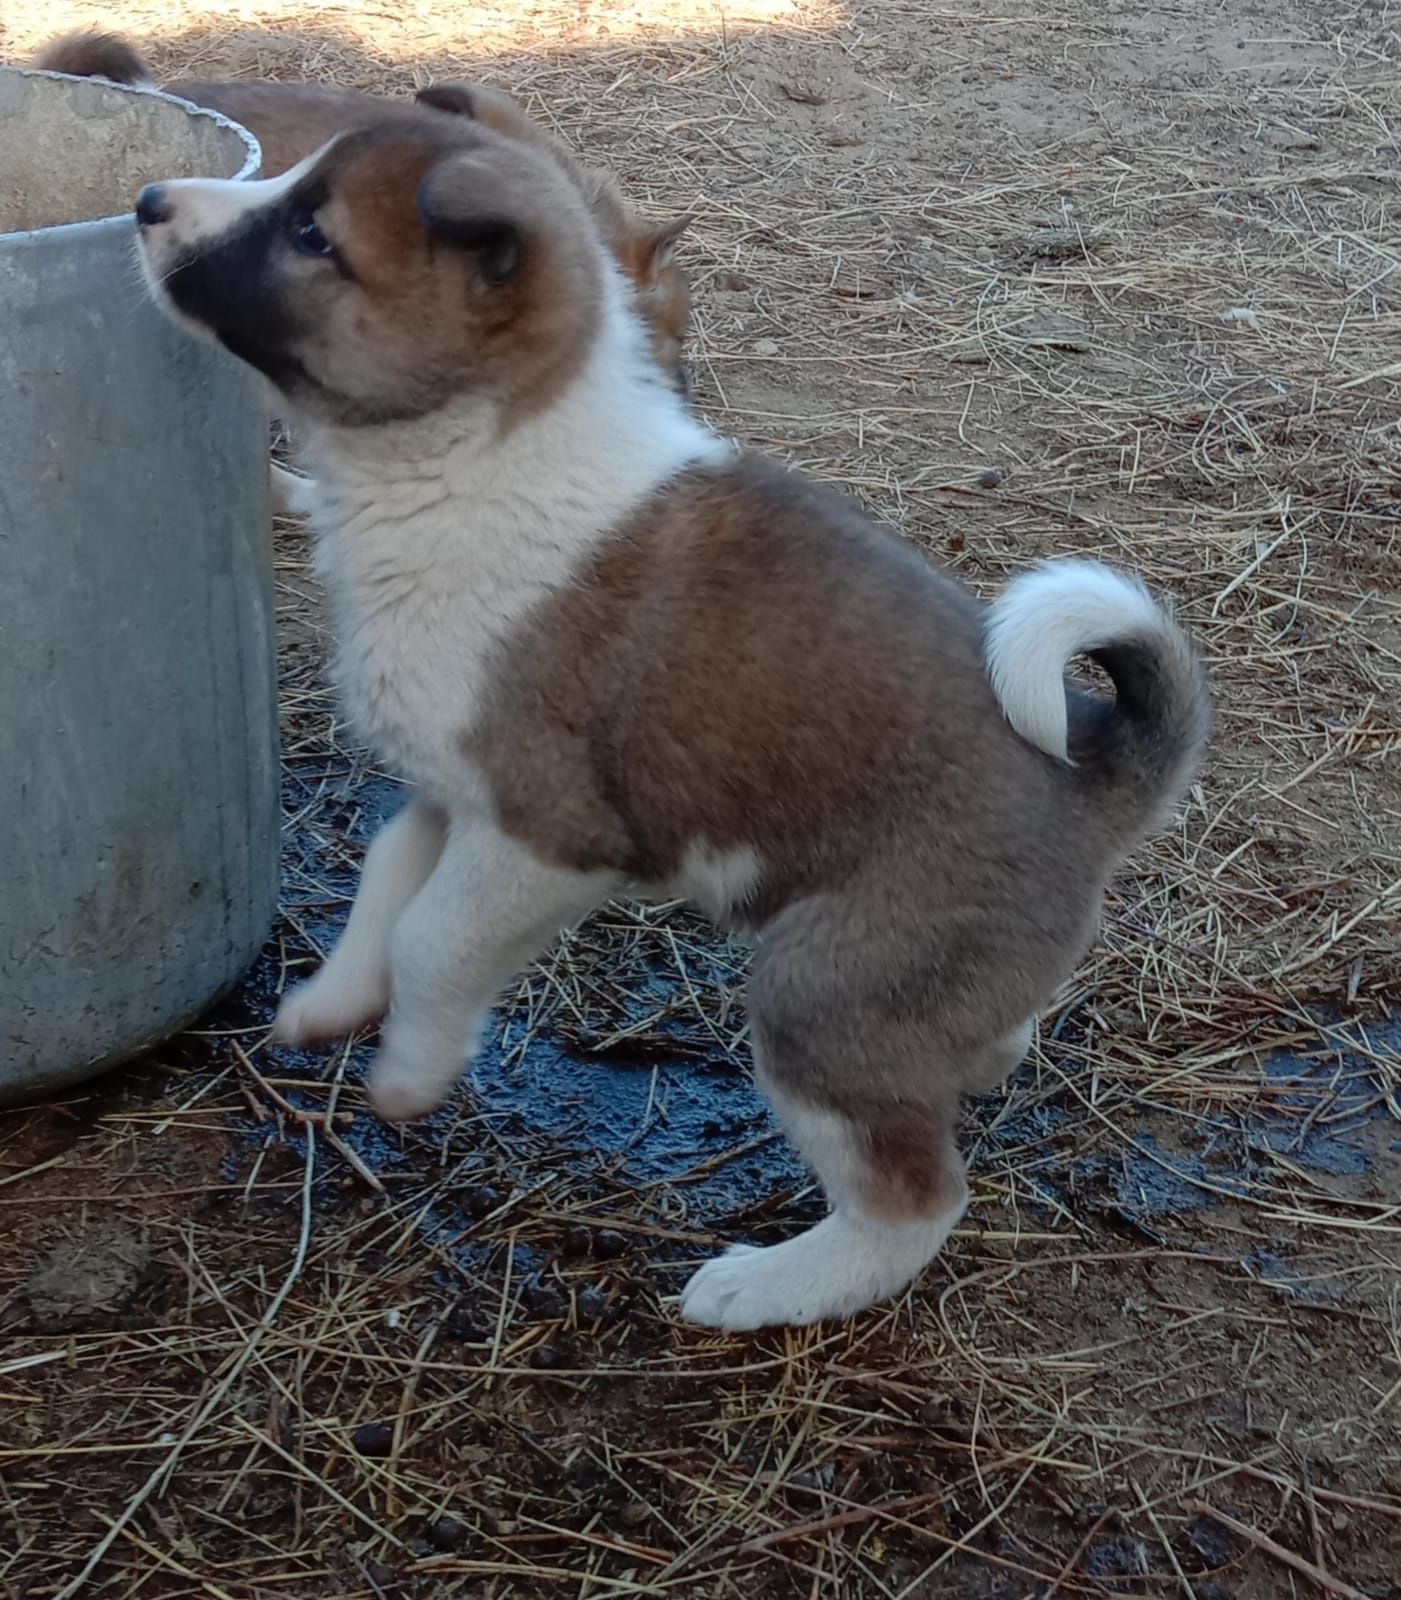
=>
[752,337,780,357]
[351,1421,394,1458]
[576,1286,608,1322]
[460,1184,505,1219]
[523,1283,567,1320]
[562,1225,593,1259]
[619,1500,650,1527]
[978,467,1002,489]
[443,1304,487,1342]
[1331,1512,1351,1533]
[593,1229,628,1259]
[973,245,993,263]
[1073,1501,1119,1533]
[427,1515,468,1552]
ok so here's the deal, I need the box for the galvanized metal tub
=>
[0,69,277,1103]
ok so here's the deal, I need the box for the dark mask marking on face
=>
[160,183,403,422]
[164,203,309,388]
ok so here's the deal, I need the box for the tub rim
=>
[0,66,263,244]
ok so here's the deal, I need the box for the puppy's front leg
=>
[273,798,445,1047]
[270,460,318,518]
[367,821,618,1122]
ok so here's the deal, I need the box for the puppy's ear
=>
[622,214,694,287]
[416,156,523,287]
[649,214,694,264]
[417,82,543,146]
[448,83,550,155]
[414,83,477,118]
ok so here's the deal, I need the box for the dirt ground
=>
[2,1,1399,1596]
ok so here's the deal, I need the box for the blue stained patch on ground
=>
[1241,1247,1347,1307]
[1107,1133,1230,1213]
[1245,1040,1393,1176]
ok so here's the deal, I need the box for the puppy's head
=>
[136,118,602,428]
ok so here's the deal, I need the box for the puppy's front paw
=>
[272,967,387,1048]
[270,461,319,518]
[365,1047,457,1123]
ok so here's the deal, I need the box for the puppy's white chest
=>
[311,490,520,795]
[327,566,484,789]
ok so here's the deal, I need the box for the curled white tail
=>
[984,560,1175,762]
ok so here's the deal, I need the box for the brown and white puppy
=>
[135,116,1209,1331]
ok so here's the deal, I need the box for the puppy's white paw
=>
[680,1212,956,1331]
[365,1048,458,1123]
[681,1243,799,1330]
[272,967,388,1048]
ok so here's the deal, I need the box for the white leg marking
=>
[966,1017,1036,1093]
[681,1081,966,1330]
[366,820,616,1122]
[681,1210,962,1332]
[671,840,763,925]
[273,799,445,1047]
[270,460,318,518]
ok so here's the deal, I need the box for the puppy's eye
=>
[291,216,333,257]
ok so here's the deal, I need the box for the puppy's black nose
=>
[135,185,170,227]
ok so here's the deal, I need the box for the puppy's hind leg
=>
[963,1017,1036,1094]
[682,1064,967,1332]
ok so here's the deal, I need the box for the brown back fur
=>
[469,453,1155,1117]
